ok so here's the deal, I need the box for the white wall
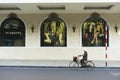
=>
[0,13,119,62]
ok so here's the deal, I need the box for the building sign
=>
[0,13,25,46]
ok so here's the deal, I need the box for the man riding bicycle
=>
[69,50,95,69]
[78,50,88,67]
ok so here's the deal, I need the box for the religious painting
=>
[82,13,109,47]
[41,13,67,47]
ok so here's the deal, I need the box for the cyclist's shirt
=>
[83,51,88,60]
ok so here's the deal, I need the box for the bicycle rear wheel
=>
[69,61,79,68]
[86,61,95,70]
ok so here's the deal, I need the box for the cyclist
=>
[78,50,88,67]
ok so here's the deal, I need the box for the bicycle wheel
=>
[86,61,95,69]
[69,61,79,68]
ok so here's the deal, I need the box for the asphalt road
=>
[0,66,120,80]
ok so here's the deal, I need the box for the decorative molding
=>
[8,13,18,18]
[90,12,100,18]
[48,12,58,18]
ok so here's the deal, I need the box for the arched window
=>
[0,13,25,46]
[41,13,67,47]
[82,13,109,47]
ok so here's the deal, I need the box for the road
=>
[0,66,120,80]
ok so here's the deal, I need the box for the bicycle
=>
[69,55,95,70]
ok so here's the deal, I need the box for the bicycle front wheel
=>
[69,61,79,68]
[86,61,95,69]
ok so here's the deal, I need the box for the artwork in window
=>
[82,13,109,47]
[41,13,67,47]
[0,13,25,46]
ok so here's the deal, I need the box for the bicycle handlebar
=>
[77,55,83,57]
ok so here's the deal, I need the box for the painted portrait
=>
[41,13,67,47]
[82,17,109,47]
